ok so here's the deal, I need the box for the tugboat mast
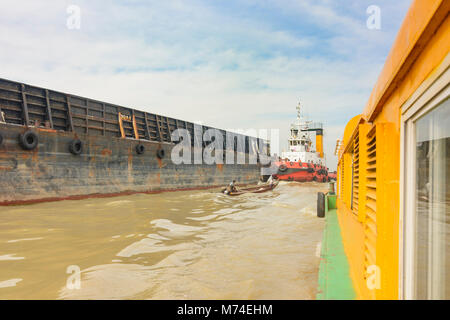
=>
[296,102,302,120]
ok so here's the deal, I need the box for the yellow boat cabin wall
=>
[336,0,449,300]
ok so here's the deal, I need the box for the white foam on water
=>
[0,278,22,288]
[0,254,25,261]
[7,237,43,243]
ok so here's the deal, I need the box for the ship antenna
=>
[296,102,301,119]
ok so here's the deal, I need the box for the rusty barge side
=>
[0,78,264,205]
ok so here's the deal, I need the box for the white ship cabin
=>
[281,132,323,165]
[280,103,324,166]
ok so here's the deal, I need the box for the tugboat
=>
[273,102,329,182]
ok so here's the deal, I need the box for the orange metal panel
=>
[316,134,324,158]
[336,199,368,299]
[363,0,449,121]
[118,112,125,138]
[132,115,139,139]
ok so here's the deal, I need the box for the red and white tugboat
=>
[273,102,329,182]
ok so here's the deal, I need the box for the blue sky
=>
[0,0,412,168]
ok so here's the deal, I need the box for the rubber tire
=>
[136,144,145,155]
[69,139,83,155]
[317,192,325,218]
[313,176,317,182]
[156,148,165,159]
[19,131,38,150]
[279,164,287,172]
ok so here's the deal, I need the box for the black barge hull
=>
[0,78,264,205]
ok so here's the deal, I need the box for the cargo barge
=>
[0,78,268,205]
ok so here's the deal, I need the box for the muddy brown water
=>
[0,181,326,299]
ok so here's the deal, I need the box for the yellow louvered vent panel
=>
[352,131,360,215]
[364,126,377,277]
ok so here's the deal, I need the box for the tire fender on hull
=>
[317,192,325,217]
[19,131,38,150]
[157,148,165,159]
[69,139,83,155]
[136,144,145,155]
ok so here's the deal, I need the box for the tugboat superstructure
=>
[281,103,324,164]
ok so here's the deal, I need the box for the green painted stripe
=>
[316,206,356,300]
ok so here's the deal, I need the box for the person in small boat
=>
[224,180,238,194]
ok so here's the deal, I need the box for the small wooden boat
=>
[222,180,279,196]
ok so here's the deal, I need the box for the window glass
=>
[415,98,450,299]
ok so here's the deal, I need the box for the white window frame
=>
[400,54,450,300]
